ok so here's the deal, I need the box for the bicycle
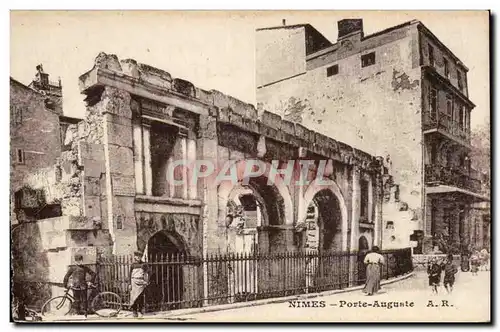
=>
[41,283,122,319]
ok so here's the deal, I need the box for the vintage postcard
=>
[10,10,491,323]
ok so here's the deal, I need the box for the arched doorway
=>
[145,231,187,311]
[303,188,345,291]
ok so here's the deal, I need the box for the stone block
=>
[261,111,282,130]
[196,88,213,105]
[230,111,244,128]
[217,107,231,123]
[83,176,101,196]
[70,246,97,265]
[94,52,122,72]
[101,87,132,119]
[242,117,260,133]
[83,195,101,219]
[198,115,217,139]
[107,145,134,176]
[111,174,136,196]
[83,159,105,178]
[78,141,104,164]
[120,58,140,78]
[281,120,295,136]
[105,119,133,148]
[211,90,230,109]
[138,63,172,89]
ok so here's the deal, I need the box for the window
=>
[360,179,369,221]
[429,87,437,119]
[446,95,453,119]
[428,44,435,67]
[361,52,376,68]
[444,58,450,79]
[458,104,465,129]
[11,106,23,126]
[16,149,25,164]
[326,64,339,77]
[457,70,463,91]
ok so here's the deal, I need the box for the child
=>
[427,257,442,294]
[470,250,480,276]
[442,254,458,294]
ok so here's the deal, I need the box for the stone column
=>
[142,122,153,196]
[187,133,197,200]
[100,87,138,255]
[349,166,361,251]
[172,130,188,199]
[132,118,144,194]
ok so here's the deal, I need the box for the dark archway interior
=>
[313,189,342,251]
[359,236,369,251]
[146,231,186,311]
[247,176,285,226]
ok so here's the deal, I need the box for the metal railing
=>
[422,113,470,144]
[95,248,413,313]
[425,164,482,193]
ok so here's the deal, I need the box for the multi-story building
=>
[256,18,489,254]
[10,65,81,225]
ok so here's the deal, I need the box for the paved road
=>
[167,269,491,323]
[42,269,490,323]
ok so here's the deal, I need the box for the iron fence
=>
[95,248,412,313]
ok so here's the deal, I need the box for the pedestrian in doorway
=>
[427,257,442,294]
[63,254,96,316]
[362,246,385,296]
[129,251,149,318]
[442,254,458,294]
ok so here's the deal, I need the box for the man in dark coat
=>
[63,254,96,316]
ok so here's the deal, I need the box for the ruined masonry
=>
[18,52,396,302]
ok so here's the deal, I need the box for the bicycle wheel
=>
[41,296,72,318]
[91,292,122,318]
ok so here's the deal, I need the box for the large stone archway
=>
[301,179,349,252]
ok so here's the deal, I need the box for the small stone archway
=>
[145,230,189,311]
[217,160,295,254]
[301,179,349,252]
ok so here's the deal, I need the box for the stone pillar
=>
[373,173,383,248]
[142,122,153,196]
[132,118,144,194]
[187,133,197,200]
[349,166,361,251]
[171,130,188,199]
[197,114,223,254]
[100,87,138,255]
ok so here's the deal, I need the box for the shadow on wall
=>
[11,222,51,314]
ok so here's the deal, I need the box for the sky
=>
[10,10,490,129]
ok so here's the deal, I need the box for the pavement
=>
[38,269,490,323]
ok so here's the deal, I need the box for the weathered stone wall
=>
[10,79,63,224]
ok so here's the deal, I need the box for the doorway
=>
[146,231,186,311]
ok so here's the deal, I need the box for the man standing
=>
[63,254,96,316]
[129,251,149,318]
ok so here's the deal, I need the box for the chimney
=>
[282,19,286,26]
[337,19,364,39]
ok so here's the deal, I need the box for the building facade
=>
[10,66,81,226]
[256,19,489,254]
[13,53,392,306]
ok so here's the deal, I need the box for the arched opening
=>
[359,236,369,251]
[145,231,187,311]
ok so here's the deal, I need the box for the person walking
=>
[63,254,96,317]
[129,251,149,318]
[427,257,442,294]
[442,254,458,294]
[362,246,385,296]
[470,250,480,276]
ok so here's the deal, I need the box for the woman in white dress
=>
[363,246,385,296]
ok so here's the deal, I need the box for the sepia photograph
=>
[9,10,491,323]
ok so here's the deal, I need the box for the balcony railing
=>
[423,113,470,145]
[425,164,482,193]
